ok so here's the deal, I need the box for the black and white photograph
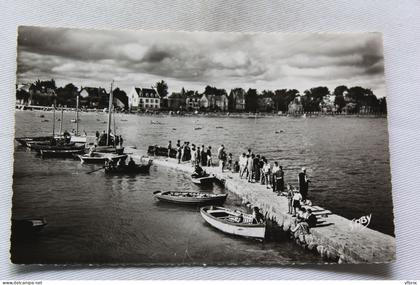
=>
[12,26,395,265]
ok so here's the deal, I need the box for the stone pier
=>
[128,146,396,264]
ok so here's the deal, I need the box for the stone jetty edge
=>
[128,147,396,264]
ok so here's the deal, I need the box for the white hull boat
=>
[200,206,266,239]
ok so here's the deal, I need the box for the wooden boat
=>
[12,218,47,233]
[28,142,83,152]
[104,160,152,175]
[200,206,266,239]
[94,145,125,155]
[153,191,227,205]
[40,148,85,158]
[147,145,177,158]
[77,153,127,164]
[191,174,215,185]
[15,136,52,147]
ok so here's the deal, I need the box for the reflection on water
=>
[11,111,393,264]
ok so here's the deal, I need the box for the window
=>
[145,99,149,103]
[155,99,158,103]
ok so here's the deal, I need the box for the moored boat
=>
[153,191,227,205]
[15,136,52,147]
[200,206,266,239]
[11,218,48,233]
[191,174,215,185]
[40,148,85,158]
[77,153,127,164]
[94,145,125,155]
[104,159,152,175]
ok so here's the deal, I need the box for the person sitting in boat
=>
[252,207,265,224]
[192,164,206,178]
[235,213,244,223]
[128,157,136,168]
[88,145,95,157]
[105,159,115,170]
[63,130,71,143]
[116,158,126,168]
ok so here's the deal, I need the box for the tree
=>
[245,88,258,112]
[378,97,387,114]
[57,83,79,107]
[155,80,168,98]
[333,85,348,96]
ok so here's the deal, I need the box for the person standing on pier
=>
[298,168,310,201]
[227,153,233,170]
[176,144,182,164]
[167,140,172,158]
[201,145,207,166]
[247,154,255,182]
[239,153,246,178]
[253,155,261,182]
[206,146,213,166]
[197,146,201,165]
[263,159,271,189]
[272,162,280,192]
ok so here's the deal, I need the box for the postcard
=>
[12,26,395,265]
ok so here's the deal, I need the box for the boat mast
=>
[76,94,79,135]
[59,107,64,135]
[52,104,56,138]
[106,81,114,146]
[113,107,116,147]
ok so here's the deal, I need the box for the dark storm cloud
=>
[16,27,386,97]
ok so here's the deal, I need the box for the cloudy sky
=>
[17,26,386,97]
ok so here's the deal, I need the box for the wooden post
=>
[106,81,114,146]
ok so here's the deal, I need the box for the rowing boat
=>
[11,218,47,233]
[77,153,127,164]
[40,148,85,158]
[200,206,266,239]
[191,174,215,185]
[104,160,152,175]
[153,191,227,205]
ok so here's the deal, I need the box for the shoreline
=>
[16,107,388,119]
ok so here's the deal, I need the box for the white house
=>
[128,87,161,111]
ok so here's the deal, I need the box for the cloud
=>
[17,26,386,97]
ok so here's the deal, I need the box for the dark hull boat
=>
[15,136,52,147]
[200,206,266,239]
[191,174,215,185]
[153,191,227,205]
[27,142,79,151]
[147,145,177,158]
[104,160,152,175]
[12,218,48,233]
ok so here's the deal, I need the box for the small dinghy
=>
[12,218,47,233]
[200,206,266,239]
[104,160,152,175]
[191,174,215,185]
[77,153,127,164]
[153,191,227,205]
[40,148,85,158]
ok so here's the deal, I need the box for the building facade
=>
[229,88,246,111]
[128,87,161,111]
[288,95,304,113]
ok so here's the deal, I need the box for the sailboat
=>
[93,81,124,155]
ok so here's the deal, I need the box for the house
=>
[185,93,202,110]
[288,95,303,113]
[165,92,186,110]
[201,94,228,111]
[128,87,161,111]
[229,88,246,111]
[319,94,337,113]
[257,97,274,112]
[79,87,108,109]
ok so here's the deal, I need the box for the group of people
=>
[166,141,313,222]
[104,156,136,170]
[238,149,286,194]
